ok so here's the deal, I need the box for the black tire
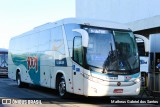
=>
[16,72,29,88]
[58,77,68,98]
[17,72,23,88]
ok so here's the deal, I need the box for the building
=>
[76,0,160,37]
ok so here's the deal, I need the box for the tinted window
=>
[38,30,51,51]
[150,53,154,70]
[136,37,146,56]
[51,26,65,54]
[155,53,160,72]
[73,37,83,65]
[114,31,139,70]
[0,53,8,67]
[64,24,81,57]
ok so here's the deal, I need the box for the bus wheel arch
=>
[16,69,28,88]
[56,73,68,98]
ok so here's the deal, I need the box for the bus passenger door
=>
[72,36,84,95]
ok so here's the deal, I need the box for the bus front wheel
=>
[58,77,68,98]
[17,72,23,88]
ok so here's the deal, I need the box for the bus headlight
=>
[134,78,141,83]
[136,87,140,93]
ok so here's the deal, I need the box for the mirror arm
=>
[72,29,89,47]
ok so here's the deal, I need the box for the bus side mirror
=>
[135,34,149,52]
[72,29,89,47]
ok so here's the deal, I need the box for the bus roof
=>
[0,48,8,52]
[11,18,130,39]
[35,18,130,31]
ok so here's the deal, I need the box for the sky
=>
[0,0,75,49]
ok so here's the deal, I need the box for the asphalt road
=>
[0,77,159,107]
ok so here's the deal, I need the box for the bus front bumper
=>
[0,69,8,76]
[84,79,141,97]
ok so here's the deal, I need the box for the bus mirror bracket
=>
[135,34,149,52]
[72,29,89,47]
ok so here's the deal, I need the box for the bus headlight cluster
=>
[82,72,106,84]
[136,87,140,93]
[134,78,141,83]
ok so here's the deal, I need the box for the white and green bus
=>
[8,18,140,97]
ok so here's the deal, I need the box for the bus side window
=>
[73,36,83,65]
[155,53,160,72]
[150,52,154,70]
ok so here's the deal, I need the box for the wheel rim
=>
[59,80,66,96]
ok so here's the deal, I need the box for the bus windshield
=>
[0,53,8,68]
[85,27,139,73]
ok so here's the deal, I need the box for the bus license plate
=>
[113,89,123,93]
